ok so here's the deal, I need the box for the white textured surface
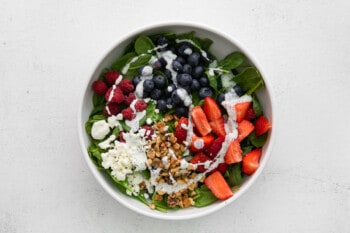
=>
[1,0,349,232]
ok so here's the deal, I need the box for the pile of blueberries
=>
[132,36,215,117]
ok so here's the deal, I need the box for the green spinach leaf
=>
[232,67,264,95]
[111,52,137,72]
[218,52,245,70]
[87,143,104,169]
[193,185,218,207]
[134,36,155,55]
[225,163,243,186]
[252,94,263,117]
[248,132,268,148]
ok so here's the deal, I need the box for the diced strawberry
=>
[234,101,251,123]
[190,106,212,136]
[105,70,120,86]
[244,106,256,121]
[190,133,214,152]
[224,140,242,164]
[191,152,211,172]
[242,148,262,175]
[92,80,108,95]
[204,171,233,200]
[209,117,226,137]
[205,136,225,159]
[255,115,272,136]
[237,120,255,142]
[210,163,228,174]
[203,97,222,122]
[174,117,188,143]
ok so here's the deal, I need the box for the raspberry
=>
[103,102,120,116]
[121,107,135,120]
[134,100,147,112]
[92,80,107,95]
[210,163,228,174]
[105,87,124,103]
[105,71,120,86]
[205,136,225,159]
[124,92,136,106]
[118,79,134,94]
[140,125,154,140]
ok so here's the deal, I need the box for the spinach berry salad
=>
[85,31,272,211]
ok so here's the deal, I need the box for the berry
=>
[199,87,214,99]
[212,163,228,174]
[224,140,242,164]
[191,152,211,173]
[103,102,120,116]
[118,79,134,94]
[175,106,189,117]
[92,80,108,96]
[156,99,167,112]
[190,106,212,136]
[204,171,233,200]
[159,57,167,66]
[209,118,226,137]
[134,100,147,112]
[237,120,255,142]
[203,97,222,122]
[244,106,256,121]
[124,92,136,106]
[176,73,192,87]
[190,133,214,153]
[205,137,225,159]
[255,115,272,136]
[192,66,204,79]
[166,98,173,109]
[242,148,262,175]
[142,91,150,98]
[175,56,186,65]
[182,85,191,94]
[172,60,183,72]
[164,83,176,97]
[164,69,172,79]
[105,71,120,86]
[153,74,166,88]
[171,89,182,105]
[216,93,225,105]
[174,117,188,143]
[105,87,124,103]
[143,79,154,92]
[177,43,192,57]
[152,60,163,70]
[190,79,200,92]
[182,64,192,74]
[187,52,200,67]
[132,76,142,87]
[199,76,209,86]
[150,88,162,100]
[156,36,168,46]
[234,101,251,123]
[121,107,135,120]
[233,85,243,97]
[119,131,126,143]
[140,125,154,140]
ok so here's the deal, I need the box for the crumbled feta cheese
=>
[91,120,110,140]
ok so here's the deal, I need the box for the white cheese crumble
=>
[91,120,110,140]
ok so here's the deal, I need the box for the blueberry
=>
[233,85,243,97]
[177,43,192,57]
[171,89,183,105]
[157,99,167,112]
[152,60,163,70]
[165,69,172,79]
[190,79,201,92]
[199,87,214,99]
[159,57,167,66]
[182,85,191,94]
[175,56,186,65]
[150,88,162,100]
[199,76,209,87]
[187,52,201,67]
[172,60,183,73]
[176,73,192,87]
[153,75,166,88]
[192,66,204,79]
[143,79,154,92]
[164,83,176,97]
[156,36,168,46]
[182,64,192,74]
[166,98,173,109]
[132,76,142,86]
[175,106,189,117]
[143,91,150,98]
[216,93,225,105]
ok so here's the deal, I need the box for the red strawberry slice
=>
[237,120,255,142]
[255,115,272,136]
[190,106,212,136]
[204,171,233,200]
[174,117,188,143]
[209,117,226,137]
[234,101,251,123]
[191,152,211,172]
[244,106,256,121]
[190,133,214,152]
[203,97,222,122]
[242,148,262,175]
[224,140,242,164]
[205,136,225,159]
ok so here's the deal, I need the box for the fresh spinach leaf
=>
[139,101,163,126]
[218,52,245,70]
[151,193,169,212]
[232,67,264,95]
[248,132,268,148]
[134,36,155,55]
[111,52,137,72]
[92,93,105,107]
[128,54,152,70]
[225,163,243,186]
[87,143,104,169]
[193,185,218,207]
[252,94,263,117]
[119,120,131,132]
[195,36,213,51]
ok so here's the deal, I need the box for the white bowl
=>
[78,22,275,220]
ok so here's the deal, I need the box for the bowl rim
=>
[77,21,275,220]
